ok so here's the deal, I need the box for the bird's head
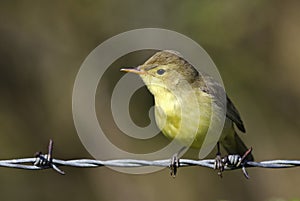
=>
[121,50,199,96]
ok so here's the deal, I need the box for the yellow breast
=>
[152,86,213,149]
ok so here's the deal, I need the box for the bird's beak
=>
[120,67,146,75]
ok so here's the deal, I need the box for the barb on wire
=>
[33,139,65,175]
[0,140,299,178]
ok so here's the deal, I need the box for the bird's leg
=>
[169,146,187,178]
[214,142,224,177]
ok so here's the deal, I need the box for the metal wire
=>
[0,140,299,178]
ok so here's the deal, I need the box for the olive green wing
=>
[226,96,246,133]
[197,73,246,133]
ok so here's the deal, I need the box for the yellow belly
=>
[154,89,213,149]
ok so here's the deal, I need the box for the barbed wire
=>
[0,139,299,178]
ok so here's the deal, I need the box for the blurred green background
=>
[1,1,300,201]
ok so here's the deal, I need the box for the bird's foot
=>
[214,153,224,177]
[169,147,187,178]
[169,153,180,178]
[214,142,224,177]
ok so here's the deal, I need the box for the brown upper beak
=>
[120,67,146,75]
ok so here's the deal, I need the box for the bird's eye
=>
[156,69,165,75]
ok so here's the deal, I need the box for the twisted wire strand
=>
[0,140,299,176]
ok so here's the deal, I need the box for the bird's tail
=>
[221,130,254,161]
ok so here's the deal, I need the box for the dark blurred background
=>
[1,1,300,201]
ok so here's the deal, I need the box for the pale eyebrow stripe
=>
[143,65,158,71]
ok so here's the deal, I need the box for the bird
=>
[121,50,253,175]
